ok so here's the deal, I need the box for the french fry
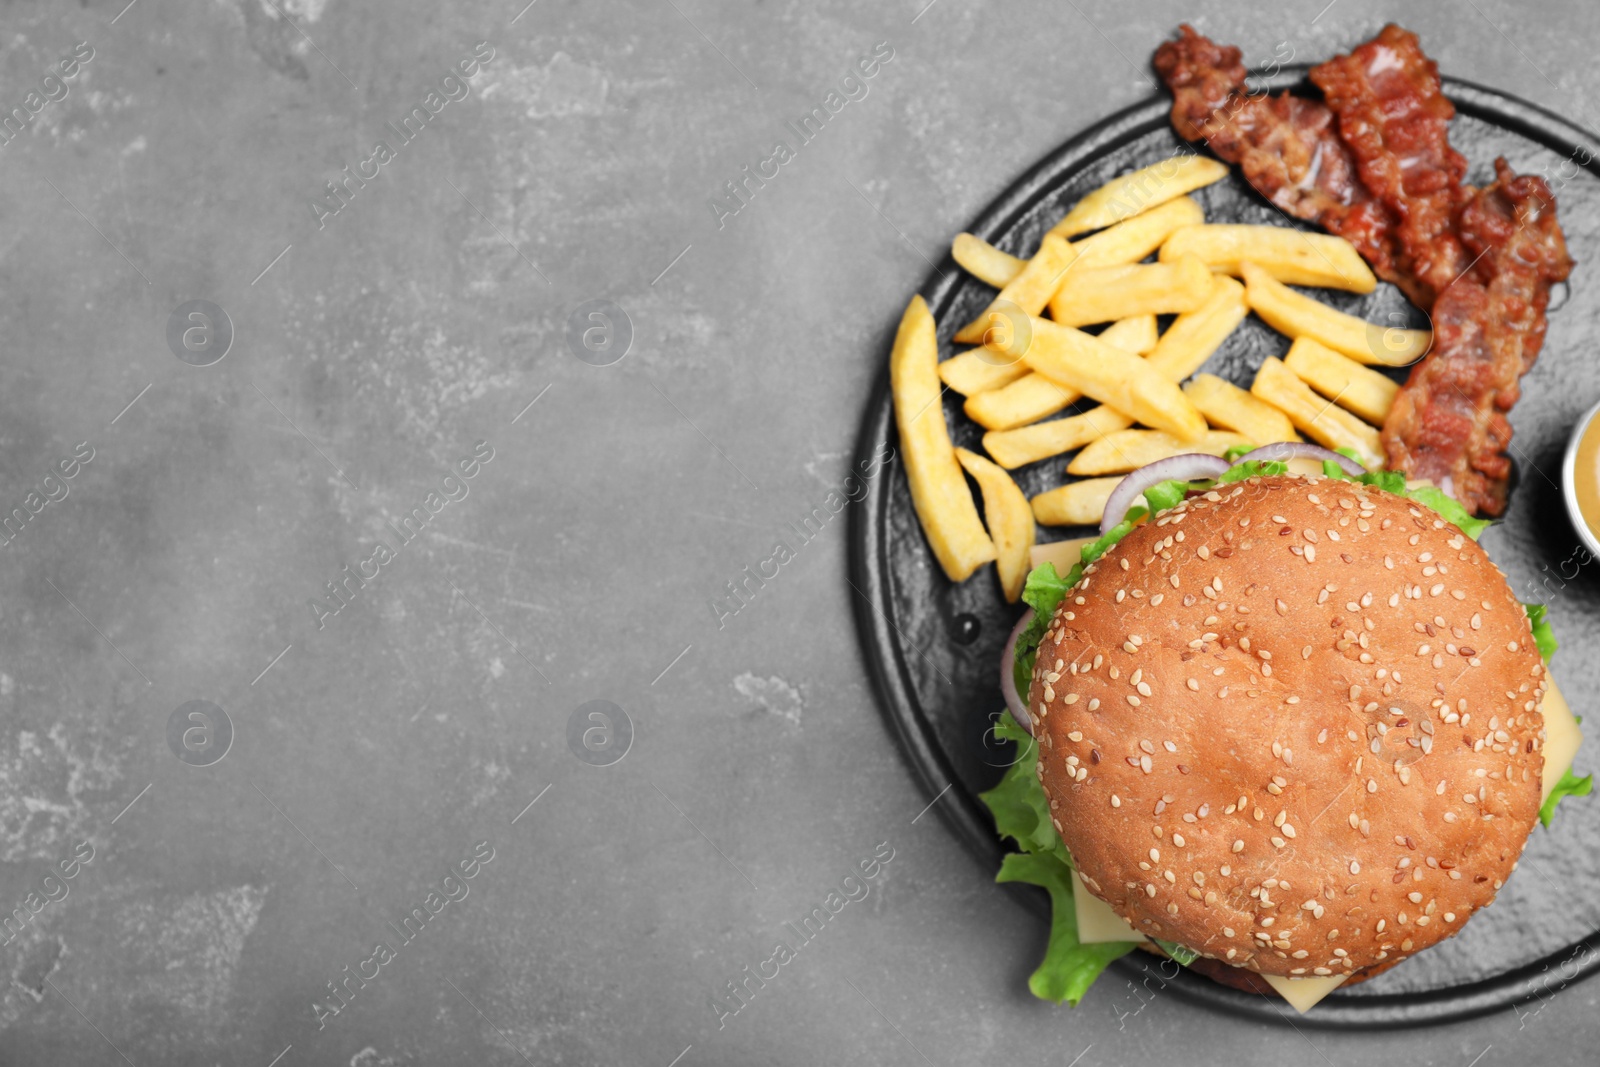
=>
[1067,428,1253,476]
[891,296,996,581]
[956,448,1034,602]
[999,316,1207,441]
[954,234,1078,344]
[1071,196,1206,268]
[1160,225,1376,293]
[1050,154,1230,238]
[1183,373,1300,445]
[952,233,1025,288]
[1242,261,1430,367]
[984,405,1136,469]
[937,347,1029,395]
[1283,336,1401,425]
[1250,356,1384,469]
[964,315,1157,432]
[1143,274,1249,381]
[1031,477,1122,527]
[980,282,1243,469]
[1099,313,1161,356]
[1047,254,1212,327]
[965,374,1079,434]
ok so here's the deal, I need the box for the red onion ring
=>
[1099,454,1231,534]
[1000,608,1034,736]
[1235,442,1366,476]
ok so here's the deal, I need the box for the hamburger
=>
[983,452,1588,1012]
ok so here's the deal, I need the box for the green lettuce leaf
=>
[980,711,1136,1004]
[1222,443,1256,463]
[1217,458,1286,484]
[1524,602,1558,662]
[1317,461,1493,540]
[1151,938,1200,967]
[1408,486,1493,541]
[1014,563,1073,696]
[1539,768,1593,827]
[995,852,1137,1005]
[1141,479,1189,514]
[979,716,1066,861]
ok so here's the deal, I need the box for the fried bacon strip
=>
[1153,26,1402,294]
[1154,24,1573,515]
[1383,163,1570,513]
[1309,25,1470,308]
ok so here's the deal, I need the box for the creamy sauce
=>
[1575,415,1600,540]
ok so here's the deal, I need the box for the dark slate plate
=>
[850,65,1600,1029]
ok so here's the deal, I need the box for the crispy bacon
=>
[1382,162,1571,514]
[1154,24,1573,515]
[1153,26,1402,290]
[1309,24,1471,307]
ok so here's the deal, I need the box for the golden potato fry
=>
[954,201,1204,293]
[937,347,1029,395]
[963,315,1157,431]
[1100,313,1161,355]
[984,405,1136,469]
[1160,224,1376,292]
[1071,196,1206,268]
[1183,373,1299,445]
[1029,535,1098,573]
[980,286,1237,469]
[1048,254,1212,328]
[1250,356,1383,469]
[1067,428,1253,476]
[965,374,1078,433]
[956,448,1035,602]
[1031,477,1122,527]
[1143,274,1249,381]
[999,316,1207,441]
[954,234,1078,344]
[891,296,996,581]
[952,233,1024,288]
[1242,261,1430,367]
[1050,155,1230,238]
[1283,336,1401,425]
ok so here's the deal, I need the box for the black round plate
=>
[850,65,1600,1029]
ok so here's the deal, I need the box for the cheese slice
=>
[1286,457,1328,477]
[1030,536,1097,574]
[1541,677,1582,804]
[1263,973,1348,1013]
[1071,869,1147,945]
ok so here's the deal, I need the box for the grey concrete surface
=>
[0,0,1597,1064]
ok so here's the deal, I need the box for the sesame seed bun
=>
[1030,475,1547,984]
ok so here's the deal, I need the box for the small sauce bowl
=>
[1561,397,1600,560]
